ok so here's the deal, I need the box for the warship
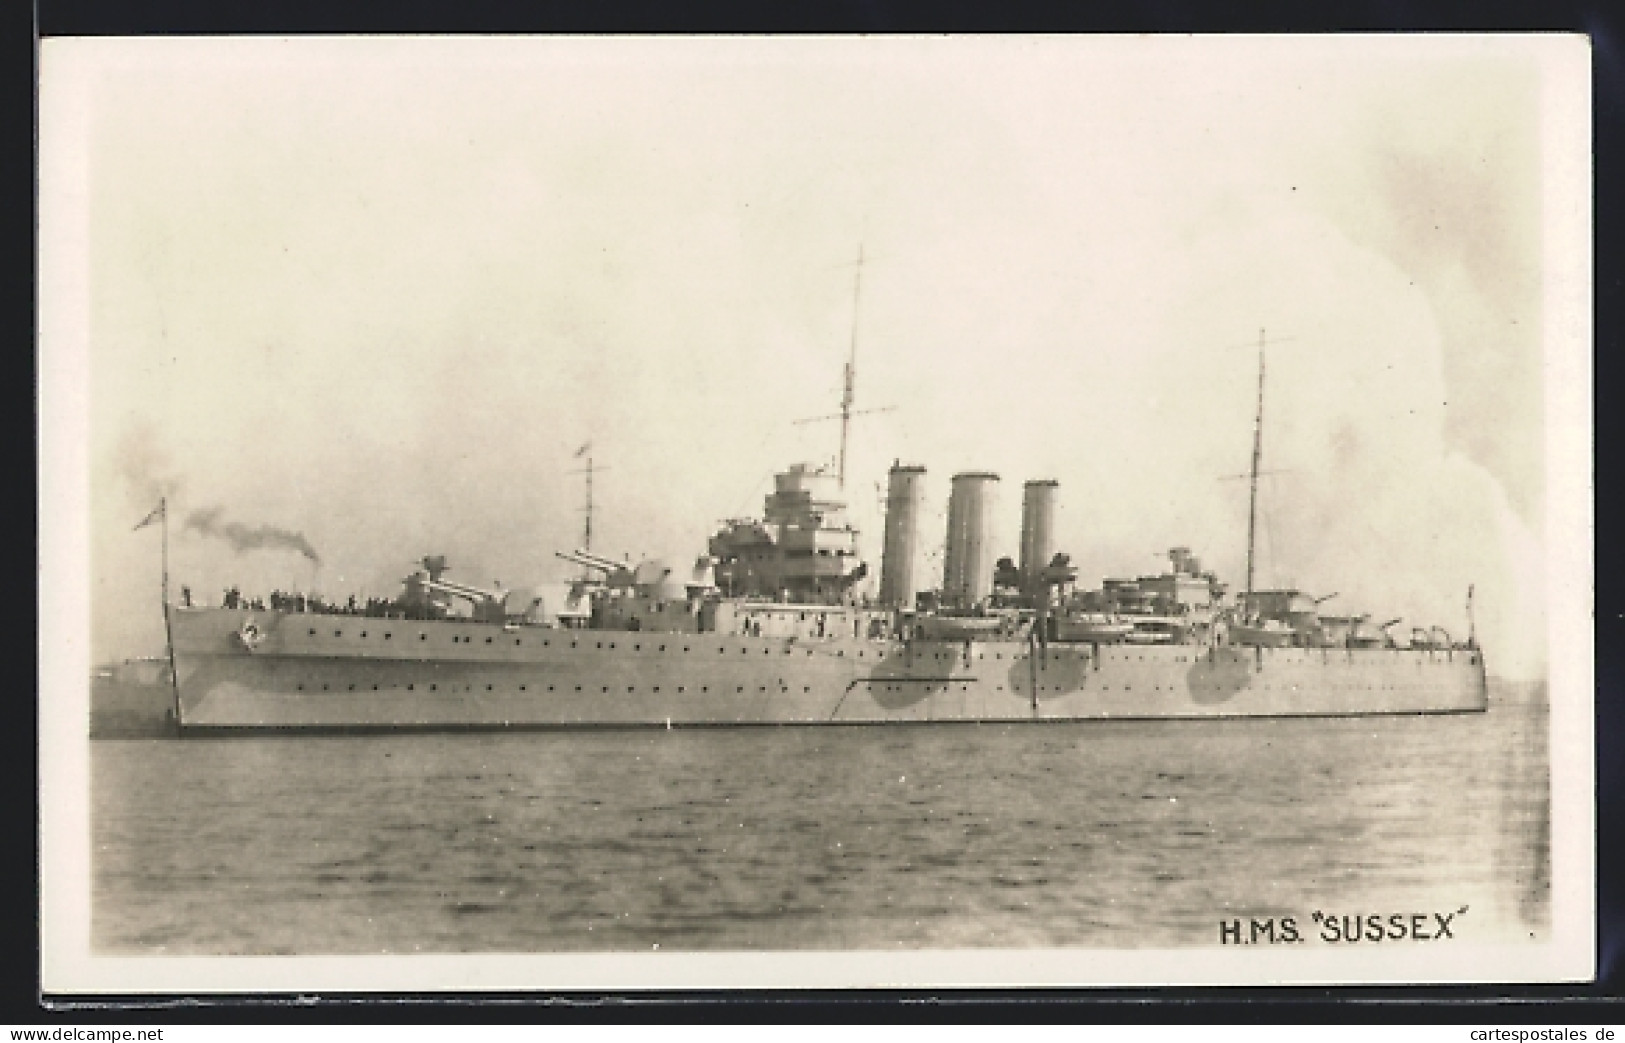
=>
[118,329,1488,735]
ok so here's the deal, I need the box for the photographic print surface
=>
[39,34,1591,989]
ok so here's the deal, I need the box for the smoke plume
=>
[184,506,322,564]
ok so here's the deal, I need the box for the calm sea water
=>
[91,682,1548,954]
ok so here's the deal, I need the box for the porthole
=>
[677,686,685,693]
[430,684,437,691]
[360,631,368,638]
[407,684,414,691]
[419,634,427,642]
[485,637,493,644]
[486,684,493,691]
[372,685,379,691]
[702,686,709,692]
[634,644,641,652]
[297,684,304,691]
[736,686,744,693]
[602,686,609,693]
[575,685,582,692]
[659,645,666,652]
[384,633,392,640]
[308,628,317,636]
[514,638,521,646]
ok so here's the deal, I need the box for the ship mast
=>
[837,244,865,489]
[1245,327,1266,604]
[133,496,182,726]
[792,245,895,488]
[569,443,604,577]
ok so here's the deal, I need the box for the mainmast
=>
[1245,327,1266,604]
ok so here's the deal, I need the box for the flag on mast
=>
[574,441,591,458]
[133,499,166,532]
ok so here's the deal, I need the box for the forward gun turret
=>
[555,549,636,588]
[401,556,509,623]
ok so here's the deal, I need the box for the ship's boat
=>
[1122,617,1182,645]
[913,613,1009,642]
[1052,613,1133,644]
[1228,619,1295,648]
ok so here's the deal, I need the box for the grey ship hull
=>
[171,607,1489,731]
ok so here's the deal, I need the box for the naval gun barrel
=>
[557,549,624,572]
[555,550,635,587]
[401,567,510,623]
[420,575,504,605]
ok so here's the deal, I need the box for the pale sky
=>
[50,36,1573,677]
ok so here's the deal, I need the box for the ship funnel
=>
[943,471,1001,607]
[1019,479,1059,588]
[879,462,926,609]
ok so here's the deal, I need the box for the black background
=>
[21,0,1624,1024]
